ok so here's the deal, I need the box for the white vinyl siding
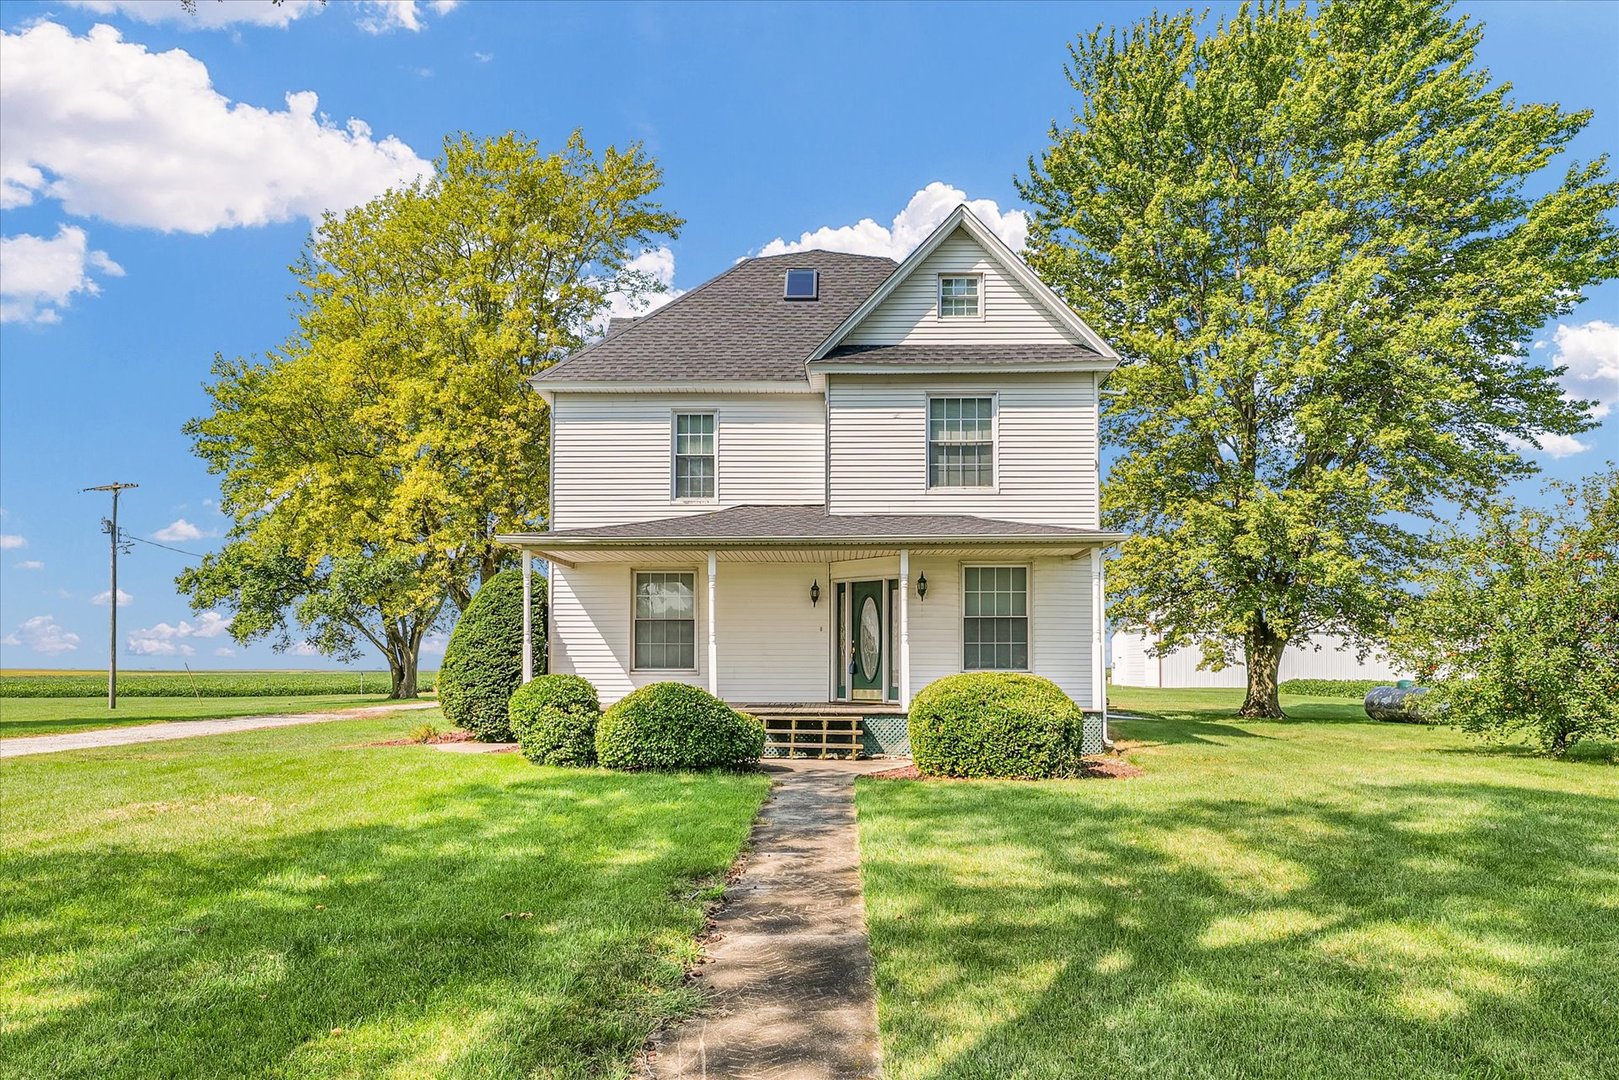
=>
[551,392,825,528]
[549,561,830,706]
[844,228,1074,346]
[633,571,697,670]
[672,413,716,500]
[828,372,1099,526]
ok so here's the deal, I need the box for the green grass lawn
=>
[856,687,1619,1080]
[0,695,407,738]
[0,711,770,1079]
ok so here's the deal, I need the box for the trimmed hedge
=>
[908,672,1086,779]
[1280,678,1402,698]
[595,682,764,771]
[510,674,601,766]
[437,569,546,741]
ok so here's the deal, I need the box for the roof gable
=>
[810,205,1118,362]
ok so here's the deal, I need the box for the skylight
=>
[783,268,819,301]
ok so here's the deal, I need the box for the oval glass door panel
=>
[859,596,881,679]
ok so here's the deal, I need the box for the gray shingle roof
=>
[817,342,1104,366]
[505,504,1122,544]
[536,251,897,383]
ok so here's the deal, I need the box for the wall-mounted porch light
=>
[916,572,928,601]
[810,580,821,607]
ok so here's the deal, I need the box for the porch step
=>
[755,714,864,760]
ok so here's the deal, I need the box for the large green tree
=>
[183,132,681,692]
[1021,0,1619,716]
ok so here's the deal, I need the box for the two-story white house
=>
[498,206,1124,754]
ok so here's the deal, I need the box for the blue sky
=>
[1,0,1615,670]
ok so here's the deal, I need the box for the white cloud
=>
[1545,320,1619,420]
[0,22,430,234]
[16,560,44,570]
[154,518,205,542]
[0,225,124,324]
[472,50,493,63]
[604,246,683,320]
[63,1,323,29]
[2,614,81,655]
[1505,432,1590,459]
[126,610,231,655]
[291,641,322,656]
[0,534,25,549]
[420,632,449,655]
[355,0,460,34]
[91,588,134,607]
[755,182,1028,260]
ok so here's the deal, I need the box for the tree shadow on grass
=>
[857,777,1619,1080]
[0,767,767,1080]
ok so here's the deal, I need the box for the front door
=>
[849,580,885,702]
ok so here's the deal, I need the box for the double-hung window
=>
[962,566,1029,670]
[673,413,716,499]
[938,274,981,317]
[634,571,696,670]
[928,396,994,487]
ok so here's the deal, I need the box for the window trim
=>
[925,393,999,491]
[670,410,719,503]
[936,272,985,321]
[960,563,1033,673]
[629,567,701,674]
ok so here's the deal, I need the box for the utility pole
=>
[83,483,137,709]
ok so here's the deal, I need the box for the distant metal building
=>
[1110,631,1410,688]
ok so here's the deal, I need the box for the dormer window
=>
[938,274,981,318]
[784,268,819,301]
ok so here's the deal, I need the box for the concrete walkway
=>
[0,701,438,759]
[650,757,896,1080]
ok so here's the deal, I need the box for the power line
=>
[82,482,138,710]
[123,531,206,560]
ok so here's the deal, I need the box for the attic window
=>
[783,268,819,301]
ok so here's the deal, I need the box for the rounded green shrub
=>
[595,682,765,771]
[437,569,546,741]
[908,672,1085,779]
[510,674,601,766]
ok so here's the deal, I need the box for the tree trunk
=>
[385,629,420,699]
[1240,625,1287,718]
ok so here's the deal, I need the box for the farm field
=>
[0,709,771,1079]
[856,687,1619,1080]
[0,669,433,698]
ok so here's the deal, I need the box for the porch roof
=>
[496,504,1126,564]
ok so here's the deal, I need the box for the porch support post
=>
[899,548,912,711]
[520,548,534,684]
[707,551,718,696]
[1091,545,1107,728]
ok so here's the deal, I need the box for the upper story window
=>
[938,274,981,318]
[673,412,716,500]
[634,571,697,670]
[784,268,819,300]
[928,396,994,487]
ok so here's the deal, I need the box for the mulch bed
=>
[370,729,478,747]
[866,757,1144,781]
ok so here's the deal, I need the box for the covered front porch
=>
[497,505,1122,741]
